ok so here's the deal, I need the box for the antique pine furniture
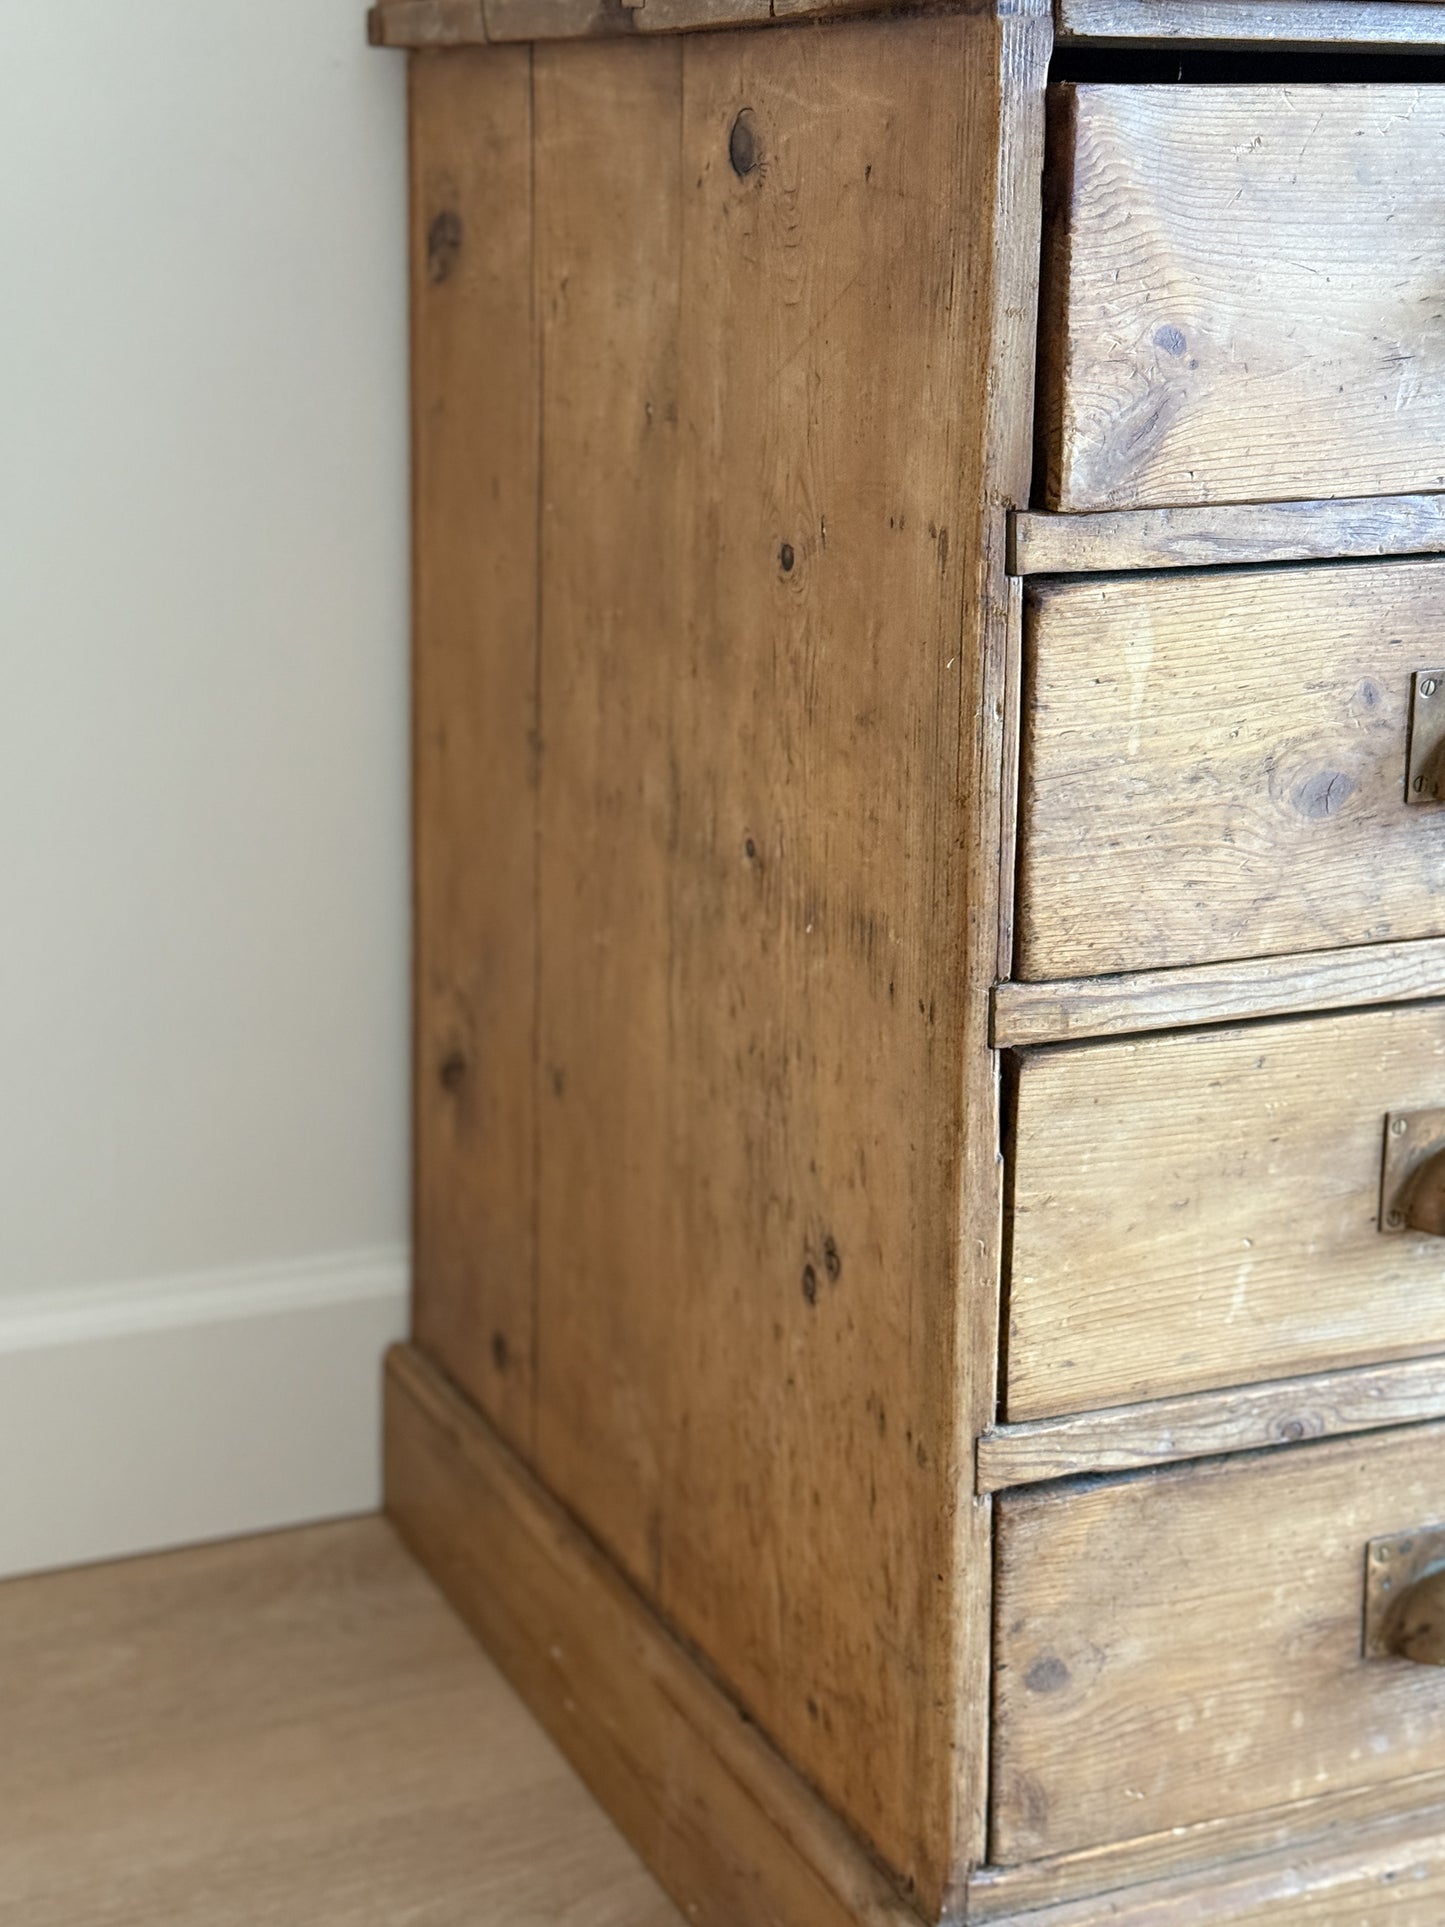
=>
[370,0,1445,1919]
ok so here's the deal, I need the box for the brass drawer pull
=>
[1392,1145,1445,1236]
[1383,1565,1445,1665]
[1381,1112,1445,1236]
[1407,670,1445,805]
[1366,1527,1445,1665]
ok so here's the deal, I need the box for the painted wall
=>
[0,0,410,1574]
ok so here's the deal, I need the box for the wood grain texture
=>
[1007,1002,1445,1420]
[0,1515,679,1926]
[1055,0,1445,50]
[529,38,685,1665]
[630,0,772,29]
[973,1767,1445,1920]
[371,0,488,45]
[1037,85,1445,512]
[992,935,1445,1047]
[1016,558,1445,981]
[517,15,1050,1908]
[411,47,539,1446]
[996,575,1026,980]
[992,1421,1445,1863]
[978,1352,1445,1492]
[1010,495,1445,578]
[19,1511,1445,1927]
[484,0,623,38]
[385,1344,922,1927]
[27,1515,1445,1927]
[371,0,971,46]
[977,1791,1445,1925]
[371,0,1445,50]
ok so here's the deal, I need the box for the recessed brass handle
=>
[1365,1527,1445,1663]
[1415,738,1445,805]
[1381,1112,1445,1236]
[1395,1146,1445,1236]
[1408,670,1445,804]
[1382,1563,1445,1665]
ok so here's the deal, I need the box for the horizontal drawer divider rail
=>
[992,937,1445,1048]
[1010,493,1445,578]
[977,1352,1445,1492]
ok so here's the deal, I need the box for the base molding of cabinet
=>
[386,1339,1445,1926]
[382,1340,923,1927]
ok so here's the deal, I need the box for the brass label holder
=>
[1406,669,1445,804]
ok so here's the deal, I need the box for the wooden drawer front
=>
[1007,1003,1445,1421]
[1016,558,1445,981]
[992,1422,1445,1864]
[1038,84,1445,512]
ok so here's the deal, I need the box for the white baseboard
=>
[0,1247,409,1581]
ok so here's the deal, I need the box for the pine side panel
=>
[529,27,688,1620]
[410,48,540,1446]
[528,12,1048,1910]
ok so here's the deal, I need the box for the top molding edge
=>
[368,0,989,50]
[369,0,1445,48]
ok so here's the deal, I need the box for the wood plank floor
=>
[0,1516,682,1925]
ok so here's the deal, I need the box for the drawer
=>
[1015,558,1445,981]
[1006,1003,1445,1421]
[992,1422,1445,1863]
[1037,83,1445,512]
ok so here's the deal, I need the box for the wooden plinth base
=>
[383,1343,918,1927]
[384,1342,1445,1927]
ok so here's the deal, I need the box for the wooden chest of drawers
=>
[369,1,1445,1920]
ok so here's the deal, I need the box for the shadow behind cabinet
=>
[371,0,1445,1920]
